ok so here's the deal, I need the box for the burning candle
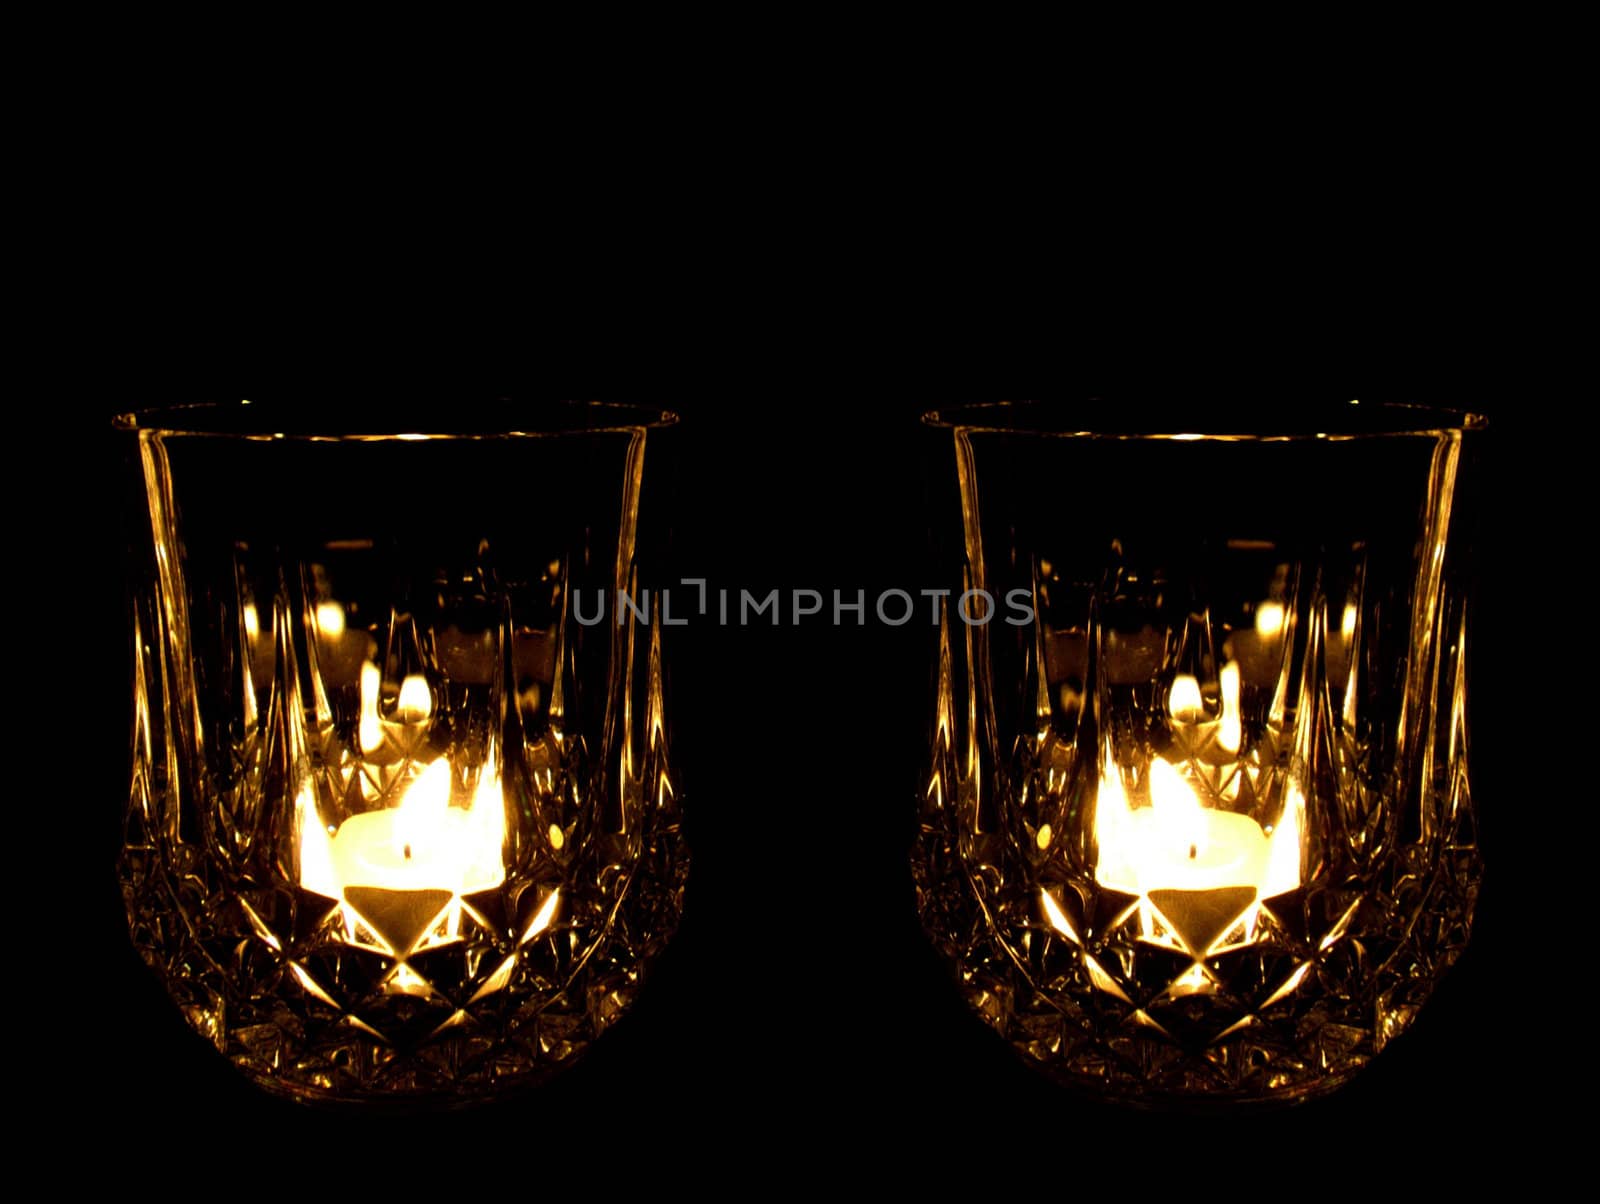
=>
[1094,760,1282,895]
[298,759,507,958]
[1093,669,1301,959]
[300,762,506,897]
[327,760,506,894]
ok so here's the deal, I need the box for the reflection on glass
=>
[117,402,686,1105]
[915,401,1484,1104]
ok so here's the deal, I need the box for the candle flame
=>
[1149,758,1208,860]
[1255,601,1285,638]
[395,758,454,861]
[300,756,508,905]
[1094,655,1304,951]
[359,660,383,752]
[315,601,346,637]
[243,604,260,639]
[397,673,432,722]
[1218,660,1242,755]
[1168,674,1204,722]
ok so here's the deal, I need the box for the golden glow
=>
[520,889,561,944]
[358,660,383,752]
[471,769,508,856]
[1168,674,1204,722]
[243,604,260,639]
[1097,767,1301,900]
[1215,1015,1256,1042]
[1319,897,1363,952]
[1036,823,1053,850]
[1262,781,1303,898]
[394,759,452,861]
[1148,759,1208,858]
[1131,1009,1170,1034]
[315,601,346,637]
[1260,961,1312,1009]
[1094,699,1304,955]
[238,897,282,952]
[297,782,339,899]
[1218,660,1242,755]
[548,823,565,850]
[430,1010,471,1037]
[397,673,432,722]
[1166,963,1217,997]
[385,963,433,996]
[342,1014,385,1041]
[1341,602,1357,641]
[1040,888,1080,944]
[1255,601,1285,638]
[469,955,520,1003]
[302,758,507,904]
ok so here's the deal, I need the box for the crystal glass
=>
[913,401,1484,1105]
[116,400,687,1106]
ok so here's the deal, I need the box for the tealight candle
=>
[300,760,507,901]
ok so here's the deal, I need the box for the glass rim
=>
[920,399,1488,440]
[112,399,679,440]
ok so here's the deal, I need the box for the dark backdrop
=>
[66,371,1524,1182]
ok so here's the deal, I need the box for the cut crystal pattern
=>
[914,408,1482,1104]
[119,411,686,1104]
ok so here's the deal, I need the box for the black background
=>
[60,348,1530,1181]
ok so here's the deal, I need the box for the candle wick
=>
[1188,843,1197,860]
[404,843,413,861]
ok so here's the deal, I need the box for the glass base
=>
[122,812,686,1107]
[912,818,1479,1107]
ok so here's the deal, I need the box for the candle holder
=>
[913,401,1485,1105]
[116,401,687,1106]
